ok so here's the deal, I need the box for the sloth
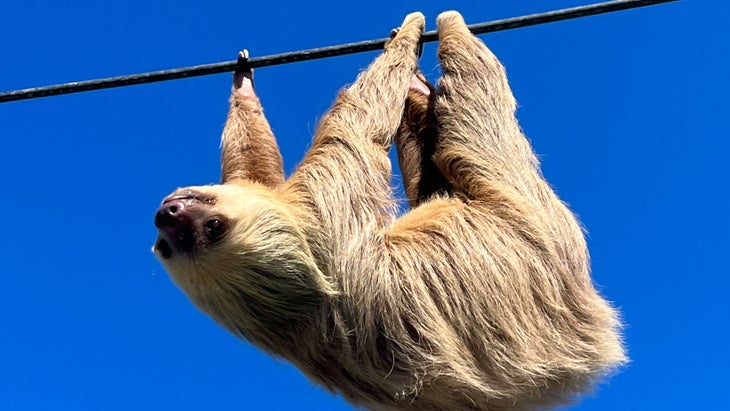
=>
[153,11,625,410]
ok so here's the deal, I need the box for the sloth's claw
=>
[233,49,257,100]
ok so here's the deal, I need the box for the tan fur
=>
[155,11,626,410]
[221,72,285,187]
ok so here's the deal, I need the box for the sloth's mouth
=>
[155,237,174,259]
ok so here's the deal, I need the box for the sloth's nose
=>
[155,200,188,229]
[154,200,196,257]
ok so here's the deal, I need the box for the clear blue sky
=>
[0,1,726,410]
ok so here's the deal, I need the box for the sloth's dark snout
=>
[154,199,198,257]
[155,199,189,229]
[154,191,221,259]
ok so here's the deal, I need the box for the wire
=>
[0,0,677,104]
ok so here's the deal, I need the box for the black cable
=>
[0,0,677,104]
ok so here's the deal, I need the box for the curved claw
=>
[233,49,255,92]
[238,49,249,62]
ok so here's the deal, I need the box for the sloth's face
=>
[152,183,286,288]
[153,186,231,261]
[152,183,326,346]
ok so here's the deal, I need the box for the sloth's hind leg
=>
[396,73,452,207]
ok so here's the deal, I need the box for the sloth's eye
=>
[204,218,226,242]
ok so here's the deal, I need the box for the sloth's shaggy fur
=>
[154,11,626,410]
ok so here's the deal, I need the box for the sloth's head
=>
[153,183,332,351]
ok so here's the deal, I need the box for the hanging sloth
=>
[153,11,625,410]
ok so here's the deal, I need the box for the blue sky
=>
[0,1,726,410]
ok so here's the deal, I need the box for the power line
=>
[0,0,677,104]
